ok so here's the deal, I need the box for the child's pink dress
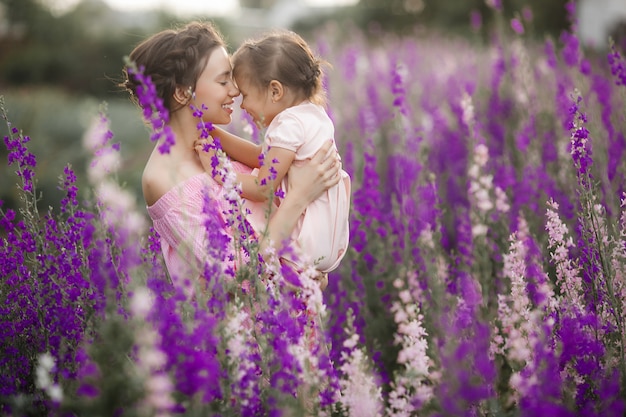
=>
[243,101,351,273]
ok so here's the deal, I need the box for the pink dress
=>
[146,162,266,283]
[244,101,351,273]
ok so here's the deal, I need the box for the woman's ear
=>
[269,80,284,103]
[174,85,192,105]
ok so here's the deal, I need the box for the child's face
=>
[191,47,239,125]
[235,75,278,128]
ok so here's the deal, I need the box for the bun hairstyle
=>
[232,30,329,106]
[121,21,225,115]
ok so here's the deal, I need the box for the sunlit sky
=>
[48,0,359,17]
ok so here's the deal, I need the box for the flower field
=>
[2,2,626,416]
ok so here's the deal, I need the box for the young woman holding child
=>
[121,21,343,285]
[196,30,351,275]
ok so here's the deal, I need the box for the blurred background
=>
[0,0,624,213]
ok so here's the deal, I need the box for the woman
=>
[121,21,341,287]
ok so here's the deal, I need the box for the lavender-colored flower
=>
[391,61,410,117]
[125,62,175,154]
[522,6,533,22]
[511,18,524,35]
[567,94,594,184]
[470,10,482,31]
[608,43,626,87]
[544,38,558,69]
[435,310,496,416]
[560,31,580,68]
[3,126,36,193]
[0,117,128,415]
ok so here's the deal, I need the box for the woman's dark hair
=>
[121,21,225,115]
[232,30,328,106]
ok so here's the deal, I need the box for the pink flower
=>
[511,18,524,35]
[546,199,583,311]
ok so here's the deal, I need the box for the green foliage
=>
[0,90,148,214]
[295,0,570,41]
[0,0,236,98]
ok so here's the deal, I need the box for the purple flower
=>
[560,31,580,68]
[470,10,482,31]
[608,44,626,87]
[3,128,36,193]
[567,95,593,183]
[510,18,524,35]
[522,6,533,22]
[391,62,410,117]
[126,64,176,154]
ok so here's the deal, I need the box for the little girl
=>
[196,30,350,274]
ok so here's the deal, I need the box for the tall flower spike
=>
[608,41,626,87]
[2,96,37,193]
[386,276,434,417]
[568,91,593,186]
[338,309,383,417]
[546,199,583,311]
[124,58,176,154]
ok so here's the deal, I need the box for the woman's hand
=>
[194,136,224,184]
[287,140,341,205]
[258,140,342,257]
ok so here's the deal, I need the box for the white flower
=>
[461,91,475,129]
[88,151,121,182]
[131,287,154,319]
[38,352,55,371]
[48,385,63,403]
[35,353,63,403]
[474,144,489,166]
[339,334,384,417]
[472,224,489,237]
[495,186,510,213]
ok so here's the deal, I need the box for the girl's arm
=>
[237,145,295,202]
[211,126,262,168]
[195,138,296,203]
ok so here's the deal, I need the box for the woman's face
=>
[191,46,239,125]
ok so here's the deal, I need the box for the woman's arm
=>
[259,140,340,253]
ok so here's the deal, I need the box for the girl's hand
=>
[287,140,341,204]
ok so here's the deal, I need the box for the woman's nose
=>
[229,83,239,97]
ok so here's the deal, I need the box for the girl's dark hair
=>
[232,30,328,106]
[121,21,225,115]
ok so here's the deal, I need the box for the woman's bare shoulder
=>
[142,157,176,207]
[142,152,205,206]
